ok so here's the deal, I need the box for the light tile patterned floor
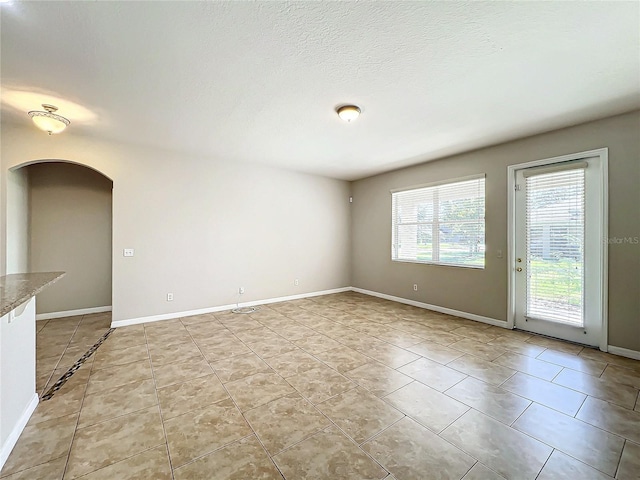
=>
[2,292,640,479]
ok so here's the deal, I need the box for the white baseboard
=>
[351,287,508,328]
[36,306,112,321]
[607,345,640,361]
[111,287,352,328]
[0,393,39,470]
[98,287,640,362]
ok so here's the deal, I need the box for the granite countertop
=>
[0,272,65,317]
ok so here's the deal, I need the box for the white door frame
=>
[507,148,609,351]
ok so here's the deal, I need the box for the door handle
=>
[516,267,522,272]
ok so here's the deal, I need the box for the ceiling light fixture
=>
[337,105,361,122]
[28,104,70,135]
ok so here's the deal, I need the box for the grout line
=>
[170,432,256,473]
[441,375,469,394]
[275,302,423,475]
[68,399,157,430]
[613,440,626,479]
[549,366,565,383]
[461,462,479,480]
[574,394,589,419]
[59,314,107,479]
[223,303,392,476]
[181,315,288,479]
[30,294,639,480]
[509,399,534,427]
[533,449,555,479]
[355,414,406,447]
[506,400,626,479]
[36,316,84,395]
[1,454,69,478]
[68,444,167,479]
[144,322,177,480]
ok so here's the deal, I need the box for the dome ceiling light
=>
[28,104,70,135]
[336,104,361,122]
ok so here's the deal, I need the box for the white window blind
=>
[525,168,585,326]
[391,176,485,268]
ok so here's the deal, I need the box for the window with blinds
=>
[391,176,485,268]
[525,167,585,326]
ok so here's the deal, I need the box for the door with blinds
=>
[513,154,606,347]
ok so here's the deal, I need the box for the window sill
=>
[391,259,485,270]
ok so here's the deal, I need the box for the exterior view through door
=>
[510,149,608,349]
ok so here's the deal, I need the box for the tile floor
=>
[2,292,640,479]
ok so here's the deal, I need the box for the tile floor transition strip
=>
[41,328,115,401]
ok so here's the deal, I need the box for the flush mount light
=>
[28,104,70,135]
[336,104,361,122]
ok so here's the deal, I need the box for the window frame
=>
[391,174,486,269]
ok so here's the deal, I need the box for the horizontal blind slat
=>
[392,177,485,267]
[525,169,585,326]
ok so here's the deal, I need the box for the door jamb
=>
[506,148,609,351]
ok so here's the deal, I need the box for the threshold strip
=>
[41,327,115,401]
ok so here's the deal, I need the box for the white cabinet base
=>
[0,297,37,470]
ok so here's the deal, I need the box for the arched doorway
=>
[7,160,114,395]
[7,160,113,318]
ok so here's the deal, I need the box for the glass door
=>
[513,156,605,347]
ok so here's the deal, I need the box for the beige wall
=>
[352,111,640,351]
[5,168,30,274]
[2,112,637,350]
[28,162,113,314]
[1,124,352,321]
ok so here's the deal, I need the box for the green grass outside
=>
[415,243,484,266]
[412,247,582,304]
[529,257,583,306]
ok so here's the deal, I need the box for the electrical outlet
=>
[167,293,173,301]
[413,284,418,291]
[294,279,299,286]
[239,287,245,295]
[123,248,134,257]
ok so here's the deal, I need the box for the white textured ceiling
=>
[2,1,639,180]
